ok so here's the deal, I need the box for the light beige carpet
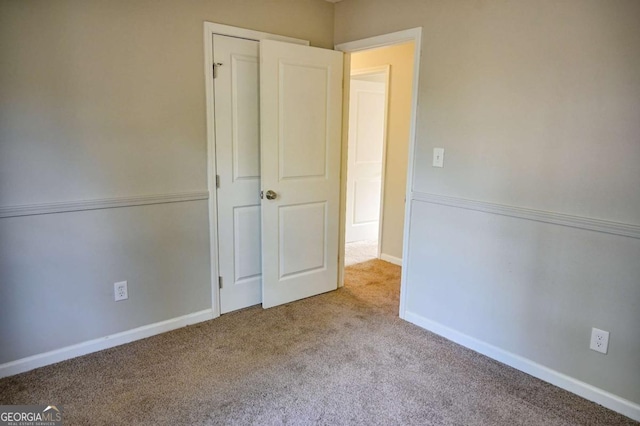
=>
[344,240,378,266]
[0,260,635,425]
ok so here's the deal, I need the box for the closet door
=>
[213,34,262,314]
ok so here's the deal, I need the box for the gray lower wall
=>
[0,201,211,364]
[405,200,640,404]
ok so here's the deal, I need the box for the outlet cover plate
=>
[114,281,128,302]
[590,327,609,354]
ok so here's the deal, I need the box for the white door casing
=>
[260,40,344,309]
[213,35,263,314]
[335,28,423,314]
[345,77,387,243]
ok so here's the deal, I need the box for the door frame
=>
[346,65,390,257]
[203,22,308,318]
[335,28,422,319]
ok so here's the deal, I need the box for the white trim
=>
[336,54,351,289]
[350,65,390,78]
[335,28,421,53]
[335,27,423,320]
[412,191,640,239]
[203,22,310,317]
[204,22,308,46]
[0,309,214,379]
[0,191,209,219]
[380,253,402,266]
[204,23,221,319]
[404,311,640,422]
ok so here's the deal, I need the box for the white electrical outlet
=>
[114,281,128,302]
[589,328,609,354]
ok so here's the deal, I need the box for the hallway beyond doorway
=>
[345,240,378,266]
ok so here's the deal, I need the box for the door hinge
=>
[216,174,220,188]
[213,62,223,79]
[218,276,223,289]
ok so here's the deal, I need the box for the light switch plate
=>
[433,148,444,167]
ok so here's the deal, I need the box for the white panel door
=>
[213,34,262,314]
[260,40,343,309]
[345,79,386,243]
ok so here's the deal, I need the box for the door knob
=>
[265,190,277,200]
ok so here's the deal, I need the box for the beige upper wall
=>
[350,42,415,259]
[335,0,640,225]
[0,0,333,206]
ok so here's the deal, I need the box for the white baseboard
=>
[0,309,215,379]
[404,311,640,422]
[380,253,402,266]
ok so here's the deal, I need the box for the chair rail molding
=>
[0,191,209,219]
[411,191,640,239]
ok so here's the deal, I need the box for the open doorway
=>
[342,41,417,268]
[336,28,422,318]
[344,66,389,266]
